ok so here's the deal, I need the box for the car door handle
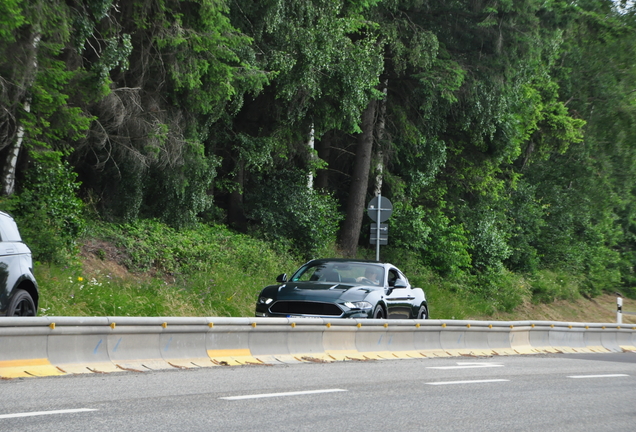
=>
[5,249,14,253]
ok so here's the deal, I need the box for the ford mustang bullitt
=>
[255,259,428,319]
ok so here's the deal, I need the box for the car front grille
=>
[269,301,343,316]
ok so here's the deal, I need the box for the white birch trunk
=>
[307,123,315,189]
[2,34,40,196]
[374,80,388,196]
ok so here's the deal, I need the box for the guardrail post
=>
[617,296,623,324]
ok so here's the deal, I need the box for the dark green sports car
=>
[255,259,428,319]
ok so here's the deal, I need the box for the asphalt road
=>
[1,353,635,431]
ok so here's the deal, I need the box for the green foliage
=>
[421,211,472,277]
[505,180,546,273]
[463,201,513,273]
[142,142,219,228]
[389,202,431,251]
[88,219,296,277]
[472,270,532,313]
[3,0,636,317]
[0,0,25,41]
[0,152,85,262]
[150,0,268,116]
[245,169,343,258]
[24,54,94,149]
[528,270,582,304]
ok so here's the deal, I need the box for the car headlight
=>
[258,296,274,305]
[344,301,372,310]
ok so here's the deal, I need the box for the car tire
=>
[373,304,385,319]
[7,289,36,316]
[417,305,428,320]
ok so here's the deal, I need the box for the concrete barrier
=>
[412,322,448,357]
[0,317,635,378]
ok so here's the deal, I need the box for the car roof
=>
[302,258,394,267]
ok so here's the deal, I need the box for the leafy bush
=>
[141,142,219,228]
[505,180,545,273]
[422,210,472,277]
[471,270,531,313]
[245,169,343,258]
[386,204,471,277]
[390,202,431,251]
[528,270,582,304]
[466,208,512,273]
[0,151,85,263]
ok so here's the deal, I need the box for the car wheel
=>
[417,305,428,319]
[7,289,36,316]
[373,304,385,319]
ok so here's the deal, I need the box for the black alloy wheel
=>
[373,304,385,319]
[417,305,428,319]
[8,289,36,316]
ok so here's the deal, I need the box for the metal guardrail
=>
[0,317,635,378]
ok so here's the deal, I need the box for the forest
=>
[1,0,636,314]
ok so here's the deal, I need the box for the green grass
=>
[35,220,302,317]
[32,219,604,319]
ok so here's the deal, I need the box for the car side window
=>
[388,269,398,287]
[388,269,408,287]
[397,271,409,287]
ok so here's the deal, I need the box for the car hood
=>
[272,281,378,302]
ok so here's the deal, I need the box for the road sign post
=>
[367,195,392,261]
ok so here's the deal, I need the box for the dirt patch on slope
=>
[79,240,136,280]
[482,294,636,324]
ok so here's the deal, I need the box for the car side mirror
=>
[393,279,407,289]
[276,273,287,283]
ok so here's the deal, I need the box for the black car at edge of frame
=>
[255,259,428,319]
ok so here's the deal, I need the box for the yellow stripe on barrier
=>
[0,358,66,378]
[0,358,51,368]
[207,349,259,366]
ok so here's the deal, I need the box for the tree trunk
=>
[374,80,388,196]
[228,159,247,232]
[315,130,332,191]
[307,123,315,189]
[2,102,29,196]
[1,33,40,197]
[339,100,377,257]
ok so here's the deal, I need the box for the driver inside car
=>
[357,267,379,285]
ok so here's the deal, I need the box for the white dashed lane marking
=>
[567,374,629,379]
[426,379,509,386]
[426,362,505,370]
[0,408,97,419]
[220,388,347,400]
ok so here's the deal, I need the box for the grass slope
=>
[33,220,635,323]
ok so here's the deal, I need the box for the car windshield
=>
[291,262,385,286]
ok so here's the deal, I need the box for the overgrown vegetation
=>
[32,219,588,318]
[2,1,636,318]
